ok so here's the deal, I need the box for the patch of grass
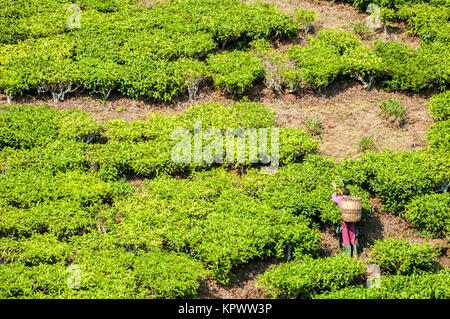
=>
[377,98,408,127]
[357,136,376,152]
[303,115,323,136]
[350,20,373,40]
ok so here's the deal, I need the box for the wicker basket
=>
[341,197,362,222]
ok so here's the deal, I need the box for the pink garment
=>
[331,191,357,246]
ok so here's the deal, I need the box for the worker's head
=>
[343,188,350,196]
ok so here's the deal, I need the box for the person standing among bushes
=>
[331,188,359,257]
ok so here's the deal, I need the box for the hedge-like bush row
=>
[428,90,450,121]
[337,149,450,213]
[403,193,450,237]
[0,0,296,102]
[241,155,372,225]
[108,168,322,283]
[315,269,450,299]
[369,239,440,275]
[1,1,449,102]
[426,120,450,151]
[0,246,206,299]
[256,255,366,298]
[0,105,103,149]
[0,102,318,180]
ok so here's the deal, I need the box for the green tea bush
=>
[278,128,320,164]
[0,105,60,149]
[256,48,303,94]
[118,58,184,101]
[132,249,207,298]
[0,243,206,299]
[241,155,372,225]
[287,44,343,88]
[403,193,450,237]
[75,0,138,12]
[426,120,450,150]
[257,255,366,298]
[0,0,69,44]
[310,29,361,55]
[342,46,383,90]
[0,168,113,209]
[58,109,104,143]
[192,192,321,282]
[89,101,317,180]
[174,58,210,100]
[293,8,316,35]
[397,3,450,43]
[0,105,103,149]
[370,239,439,275]
[111,169,321,283]
[64,244,206,299]
[207,51,264,94]
[374,40,449,91]
[0,262,69,298]
[0,140,89,172]
[338,150,450,212]
[78,57,126,101]
[0,233,73,266]
[428,91,450,121]
[316,269,450,299]
[174,100,277,129]
[0,0,297,102]
[0,200,103,239]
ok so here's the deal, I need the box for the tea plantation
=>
[0,0,449,299]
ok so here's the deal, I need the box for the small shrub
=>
[257,255,366,298]
[249,39,272,57]
[374,40,449,91]
[370,239,439,275]
[426,120,450,150]
[293,8,316,35]
[287,44,344,89]
[207,50,264,95]
[310,29,361,54]
[259,50,303,93]
[0,234,72,266]
[428,91,450,121]
[403,193,450,237]
[342,45,383,90]
[174,58,210,100]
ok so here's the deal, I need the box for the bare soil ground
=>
[260,81,435,160]
[197,258,281,299]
